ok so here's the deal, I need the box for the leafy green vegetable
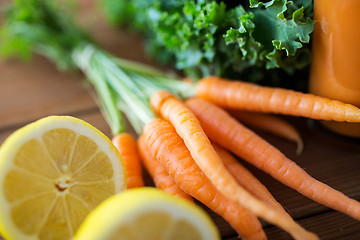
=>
[247,0,314,70]
[102,0,314,88]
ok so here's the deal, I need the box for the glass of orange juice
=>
[309,0,360,137]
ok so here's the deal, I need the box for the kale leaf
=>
[102,0,314,88]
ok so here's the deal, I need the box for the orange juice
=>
[309,0,360,137]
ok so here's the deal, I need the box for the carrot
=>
[143,118,266,240]
[229,110,303,155]
[137,135,193,202]
[196,76,360,122]
[150,91,318,240]
[186,97,360,221]
[112,133,144,189]
[213,143,289,216]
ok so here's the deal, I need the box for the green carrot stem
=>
[113,57,174,78]
[72,43,126,135]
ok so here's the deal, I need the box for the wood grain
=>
[225,211,360,240]
[0,56,96,130]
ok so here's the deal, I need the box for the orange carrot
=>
[186,97,360,221]
[229,110,303,155]
[150,91,318,240]
[143,118,266,240]
[196,76,360,122]
[213,143,289,216]
[112,133,144,189]
[137,135,193,202]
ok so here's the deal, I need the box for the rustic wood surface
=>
[0,1,359,239]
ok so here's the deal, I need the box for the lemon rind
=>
[0,116,126,240]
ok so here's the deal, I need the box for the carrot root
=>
[186,97,360,222]
[143,118,267,240]
[196,76,360,123]
[151,91,318,240]
[213,143,290,217]
[112,133,144,189]
[229,110,304,155]
[137,135,193,202]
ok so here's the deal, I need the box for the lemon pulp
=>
[107,212,203,240]
[0,116,126,240]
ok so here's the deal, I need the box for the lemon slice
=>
[0,116,126,240]
[75,187,220,240]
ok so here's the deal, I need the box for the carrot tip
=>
[295,138,304,156]
[293,230,319,240]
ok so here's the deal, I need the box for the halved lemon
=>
[75,187,220,240]
[0,116,126,240]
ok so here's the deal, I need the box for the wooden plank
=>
[0,109,113,144]
[225,211,360,240]
[0,56,96,130]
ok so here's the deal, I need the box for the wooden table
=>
[0,1,359,239]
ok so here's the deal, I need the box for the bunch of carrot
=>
[107,74,360,240]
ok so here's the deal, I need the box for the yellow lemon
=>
[0,116,126,240]
[75,187,220,240]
